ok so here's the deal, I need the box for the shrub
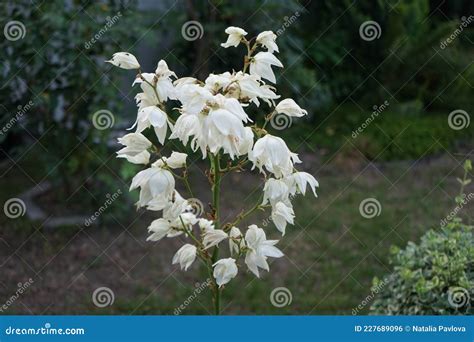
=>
[370,161,474,315]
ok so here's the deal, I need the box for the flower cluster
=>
[109,27,318,305]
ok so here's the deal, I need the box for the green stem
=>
[211,153,222,315]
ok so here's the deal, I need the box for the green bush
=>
[370,161,474,315]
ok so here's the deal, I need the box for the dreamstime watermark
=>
[0,278,34,313]
[3,198,26,219]
[276,11,301,36]
[84,189,122,227]
[92,109,115,130]
[440,16,474,49]
[352,100,389,138]
[447,287,471,309]
[448,109,470,130]
[5,323,85,336]
[186,198,204,217]
[270,287,292,307]
[181,21,204,41]
[352,275,393,315]
[84,12,122,49]
[3,20,26,41]
[270,113,292,130]
[440,192,474,227]
[359,198,382,219]
[0,100,34,136]
[174,278,212,315]
[92,287,114,308]
[359,20,381,41]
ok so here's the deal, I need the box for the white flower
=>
[237,126,255,156]
[198,218,215,232]
[275,98,308,117]
[174,94,250,159]
[130,167,175,209]
[133,106,171,145]
[153,152,188,169]
[172,244,197,271]
[245,224,283,277]
[271,202,294,235]
[285,171,319,197]
[154,60,176,102]
[256,31,279,53]
[205,72,232,92]
[106,52,140,69]
[116,133,151,165]
[249,134,301,178]
[229,226,244,256]
[229,72,280,107]
[262,178,290,206]
[221,26,247,48]
[213,258,238,287]
[146,218,171,242]
[203,229,228,249]
[250,52,283,83]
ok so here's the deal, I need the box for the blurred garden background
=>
[0,0,473,315]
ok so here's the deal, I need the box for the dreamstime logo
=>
[4,21,26,41]
[92,109,115,130]
[187,198,204,216]
[92,287,114,308]
[440,192,474,227]
[440,16,474,49]
[276,11,301,37]
[359,20,381,41]
[0,100,34,136]
[270,113,292,130]
[174,278,212,315]
[359,198,381,219]
[352,100,389,138]
[0,278,34,313]
[3,198,26,219]
[181,21,204,41]
[270,287,292,307]
[448,109,470,130]
[84,189,122,227]
[448,287,470,309]
[84,12,122,49]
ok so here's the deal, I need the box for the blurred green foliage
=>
[0,0,144,211]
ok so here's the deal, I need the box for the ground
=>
[0,141,472,315]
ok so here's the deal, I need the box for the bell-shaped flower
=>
[198,218,215,232]
[285,171,319,197]
[133,106,171,145]
[249,134,301,178]
[221,26,247,48]
[154,60,177,102]
[153,152,188,169]
[244,224,283,277]
[262,178,290,206]
[130,166,175,209]
[275,98,308,117]
[250,52,283,83]
[146,218,172,242]
[116,133,151,165]
[203,229,228,249]
[172,244,197,271]
[205,72,232,93]
[229,226,245,256]
[106,52,140,69]
[256,31,279,53]
[271,202,295,235]
[213,258,238,287]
